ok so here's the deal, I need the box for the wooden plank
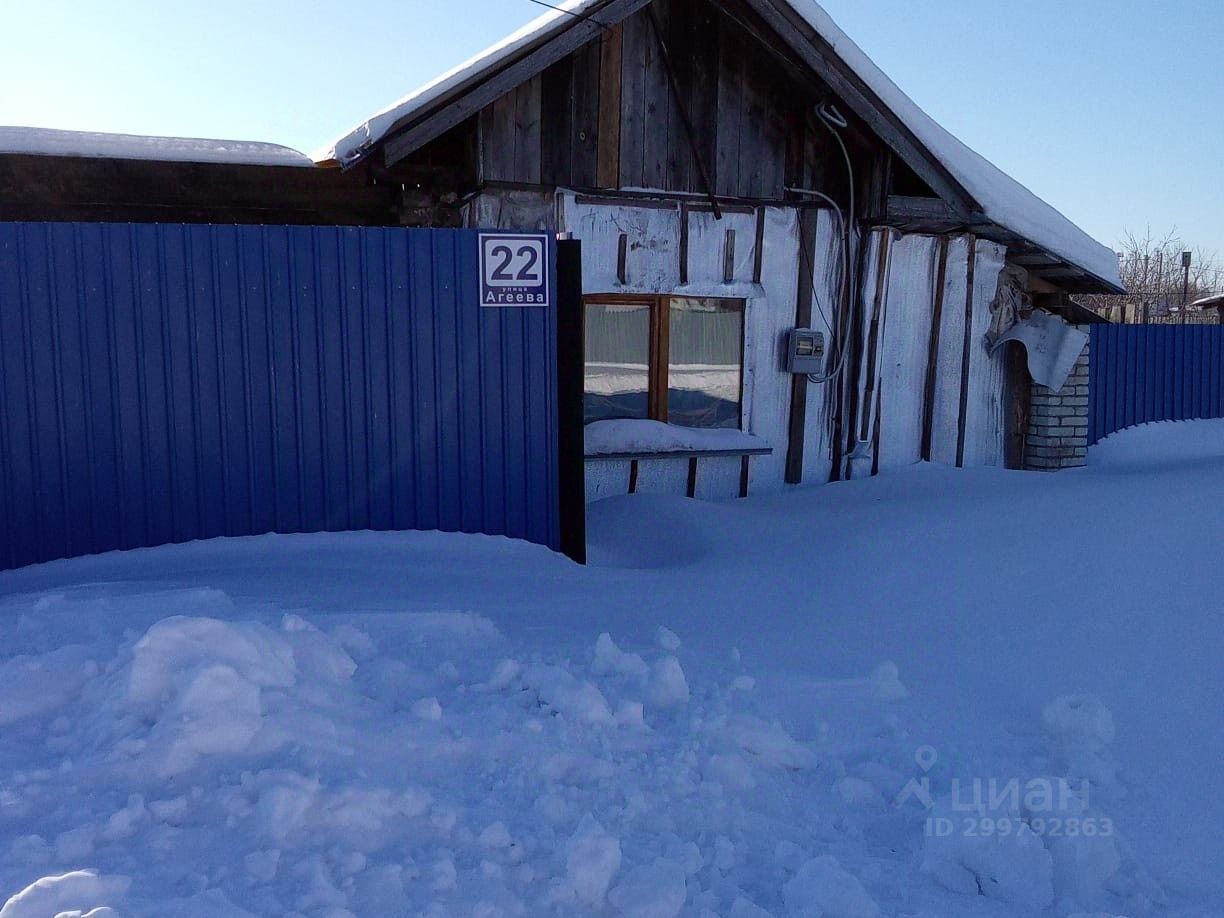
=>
[955,235,978,467]
[1010,252,1062,267]
[687,201,755,215]
[689,0,721,195]
[874,234,939,469]
[857,232,892,442]
[650,296,670,421]
[785,206,820,484]
[663,0,695,192]
[714,15,744,197]
[679,201,690,284]
[753,62,789,198]
[640,1,671,190]
[711,0,827,98]
[838,231,888,476]
[737,0,975,217]
[516,77,543,184]
[482,84,533,184]
[783,99,807,191]
[477,99,504,182]
[574,192,677,209]
[752,207,766,283]
[737,53,769,197]
[618,8,648,187]
[540,57,575,185]
[596,22,624,187]
[961,240,1008,466]
[723,229,736,283]
[585,446,772,460]
[866,150,892,220]
[870,387,883,476]
[886,194,959,224]
[920,236,950,461]
[927,235,971,465]
[570,39,602,187]
[383,0,653,166]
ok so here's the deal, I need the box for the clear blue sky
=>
[2,1,1221,258]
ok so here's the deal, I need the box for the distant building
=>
[1189,293,1224,323]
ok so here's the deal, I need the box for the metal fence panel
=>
[1089,324,1224,444]
[0,223,560,572]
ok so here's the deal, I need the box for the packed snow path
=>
[1,420,1221,916]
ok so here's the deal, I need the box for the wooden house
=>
[315,0,1124,500]
[0,0,1125,510]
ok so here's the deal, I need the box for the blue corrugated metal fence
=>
[1089,324,1224,445]
[0,223,560,572]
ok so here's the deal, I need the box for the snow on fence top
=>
[314,0,1121,291]
[0,126,315,168]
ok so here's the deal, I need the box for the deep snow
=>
[0,420,1221,916]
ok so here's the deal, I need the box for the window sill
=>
[584,446,772,461]
[583,419,770,461]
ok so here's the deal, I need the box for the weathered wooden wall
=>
[462,189,1017,496]
[558,193,816,499]
[845,230,1010,477]
[431,0,1018,496]
[475,0,862,202]
[0,155,405,226]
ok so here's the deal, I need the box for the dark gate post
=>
[555,239,587,564]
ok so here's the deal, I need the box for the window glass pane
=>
[667,297,743,429]
[584,300,651,424]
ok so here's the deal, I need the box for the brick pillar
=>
[1024,329,1089,471]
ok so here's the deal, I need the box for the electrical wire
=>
[787,102,859,386]
[806,102,882,472]
[789,189,852,384]
[522,0,612,32]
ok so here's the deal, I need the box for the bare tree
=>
[1076,229,1223,323]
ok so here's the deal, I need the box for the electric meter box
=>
[786,328,825,374]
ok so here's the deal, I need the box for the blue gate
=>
[1089,324,1224,445]
[0,223,578,572]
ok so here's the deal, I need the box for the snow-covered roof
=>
[0,126,314,168]
[790,0,1122,291]
[316,0,1121,291]
[311,2,584,168]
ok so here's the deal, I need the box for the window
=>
[584,295,745,429]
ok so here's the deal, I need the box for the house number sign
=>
[479,233,549,308]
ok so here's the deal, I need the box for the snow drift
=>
[1,420,1221,914]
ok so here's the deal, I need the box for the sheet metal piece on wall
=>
[991,309,1088,391]
[0,223,560,573]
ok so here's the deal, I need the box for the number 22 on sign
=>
[479,233,550,308]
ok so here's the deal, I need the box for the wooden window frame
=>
[583,293,746,428]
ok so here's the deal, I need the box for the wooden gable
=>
[399,0,912,211]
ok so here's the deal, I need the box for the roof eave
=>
[340,0,1120,290]
[973,222,1124,295]
[339,0,632,171]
